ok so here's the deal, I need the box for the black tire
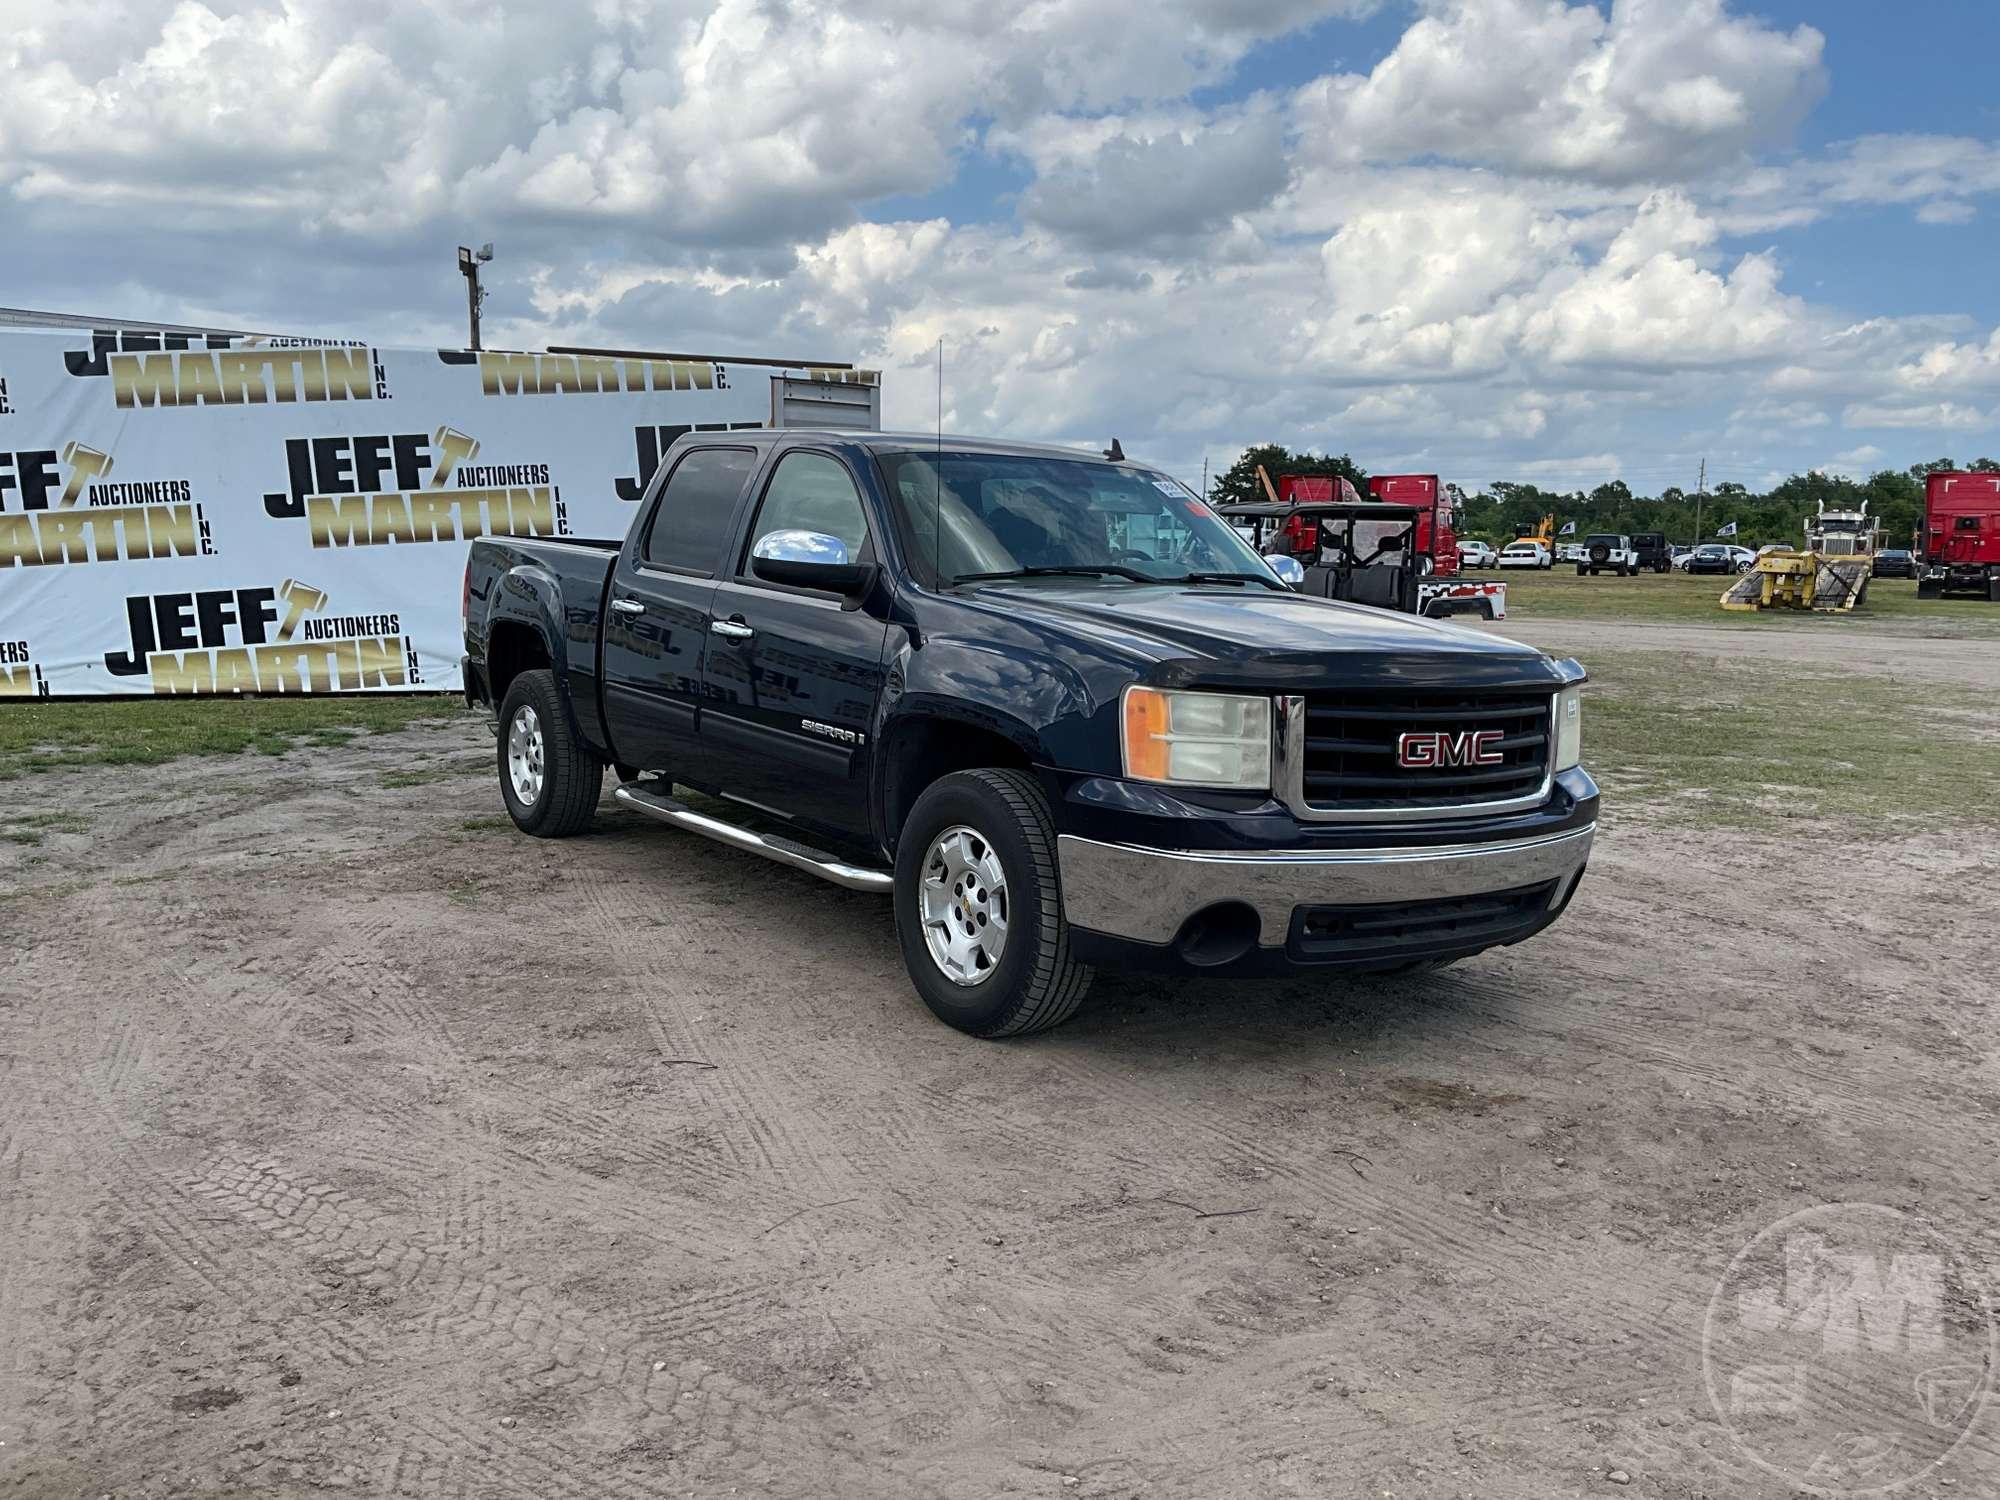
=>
[1576,565,1588,576]
[497,669,602,837]
[893,769,1093,1038]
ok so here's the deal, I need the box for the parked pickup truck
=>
[462,431,1598,1038]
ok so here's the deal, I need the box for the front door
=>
[699,449,890,842]
[598,445,758,779]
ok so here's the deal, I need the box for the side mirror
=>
[751,529,876,598]
[1266,555,1306,589]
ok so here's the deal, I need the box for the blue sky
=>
[6,0,1998,495]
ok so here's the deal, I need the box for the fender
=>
[484,561,609,759]
[870,627,1109,853]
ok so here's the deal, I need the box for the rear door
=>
[699,448,890,840]
[599,445,758,778]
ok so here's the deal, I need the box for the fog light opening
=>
[1173,902,1261,968]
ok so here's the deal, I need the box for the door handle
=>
[710,618,755,640]
[611,598,646,615]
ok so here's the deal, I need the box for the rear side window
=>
[643,448,756,571]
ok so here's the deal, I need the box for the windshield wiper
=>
[952,565,1155,584]
[1174,571,1287,590]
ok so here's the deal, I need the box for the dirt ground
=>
[4,621,1999,1498]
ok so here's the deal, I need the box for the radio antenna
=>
[932,336,943,588]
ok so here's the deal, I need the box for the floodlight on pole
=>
[457,243,494,351]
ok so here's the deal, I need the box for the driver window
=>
[743,452,870,573]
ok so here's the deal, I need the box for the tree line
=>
[1206,445,2000,550]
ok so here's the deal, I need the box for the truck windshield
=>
[879,452,1273,587]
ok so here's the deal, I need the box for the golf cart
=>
[1219,500,1506,621]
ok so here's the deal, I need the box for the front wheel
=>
[497,669,602,837]
[894,769,1093,1038]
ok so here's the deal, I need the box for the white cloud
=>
[1819,444,1884,478]
[1720,134,2000,231]
[1015,105,1293,250]
[1295,0,1825,183]
[1842,401,1992,432]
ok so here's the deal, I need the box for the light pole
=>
[457,243,493,350]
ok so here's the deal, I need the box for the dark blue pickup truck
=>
[462,430,1596,1037]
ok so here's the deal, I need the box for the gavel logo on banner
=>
[430,426,480,488]
[275,579,330,641]
[58,442,114,507]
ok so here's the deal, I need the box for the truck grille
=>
[1288,880,1560,963]
[1300,689,1551,813]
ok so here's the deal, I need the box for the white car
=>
[1456,540,1498,569]
[1497,541,1552,569]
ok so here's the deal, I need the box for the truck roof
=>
[770,429,1133,465]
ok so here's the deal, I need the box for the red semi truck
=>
[1275,472,1459,576]
[1918,471,2000,601]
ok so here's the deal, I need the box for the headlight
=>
[1122,686,1271,791]
[1553,685,1583,771]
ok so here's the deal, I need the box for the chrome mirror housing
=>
[753,529,851,567]
[1266,555,1307,589]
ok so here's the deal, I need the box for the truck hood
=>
[953,582,1569,692]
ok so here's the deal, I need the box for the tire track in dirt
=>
[97,894,823,1263]
[563,830,854,1199]
[37,952,704,1499]
[183,1148,875,1495]
[558,856,1210,1430]
[1014,1038,1719,1423]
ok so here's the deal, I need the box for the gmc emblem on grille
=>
[1397,729,1505,769]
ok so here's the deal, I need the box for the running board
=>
[611,784,892,893]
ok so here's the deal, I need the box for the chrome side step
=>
[611,784,892,893]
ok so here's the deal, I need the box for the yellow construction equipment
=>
[1514,514,1558,548]
[1720,502,1880,612]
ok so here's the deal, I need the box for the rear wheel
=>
[498,669,602,837]
[893,769,1092,1038]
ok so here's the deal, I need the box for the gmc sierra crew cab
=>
[462,430,1597,1038]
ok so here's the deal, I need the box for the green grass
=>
[0,695,470,779]
[0,811,91,846]
[1583,649,1998,828]
[1490,566,2000,630]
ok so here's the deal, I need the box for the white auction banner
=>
[0,329,875,698]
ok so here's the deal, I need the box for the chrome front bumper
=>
[1056,823,1594,947]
